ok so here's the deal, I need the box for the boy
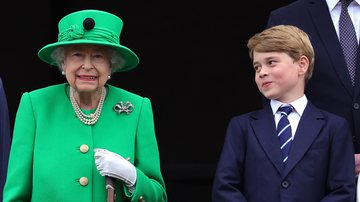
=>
[212,25,355,202]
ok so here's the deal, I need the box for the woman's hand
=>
[94,148,137,186]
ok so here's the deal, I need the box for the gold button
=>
[80,144,89,153]
[79,177,88,186]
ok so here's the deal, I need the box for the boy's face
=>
[252,51,307,103]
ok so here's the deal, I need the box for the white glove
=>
[94,148,137,186]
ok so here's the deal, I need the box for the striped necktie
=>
[277,105,294,164]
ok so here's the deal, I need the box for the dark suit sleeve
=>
[212,117,247,202]
[323,116,356,201]
[0,77,11,201]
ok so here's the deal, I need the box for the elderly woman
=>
[3,9,167,202]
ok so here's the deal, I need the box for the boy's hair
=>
[247,25,315,83]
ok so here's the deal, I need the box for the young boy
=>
[211,25,356,202]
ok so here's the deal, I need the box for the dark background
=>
[1,1,295,201]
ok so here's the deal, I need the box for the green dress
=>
[3,83,167,202]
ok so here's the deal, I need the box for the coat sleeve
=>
[127,97,167,202]
[322,117,356,201]
[212,117,248,202]
[3,93,35,202]
[0,77,11,201]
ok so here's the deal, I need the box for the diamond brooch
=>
[113,101,134,115]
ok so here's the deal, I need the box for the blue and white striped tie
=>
[277,105,293,164]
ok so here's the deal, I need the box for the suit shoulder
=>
[107,85,146,100]
[307,101,348,125]
[318,108,348,123]
[106,85,153,110]
[230,109,262,122]
[25,83,67,97]
[270,0,312,14]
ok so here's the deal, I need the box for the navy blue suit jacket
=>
[0,78,11,201]
[212,102,355,202]
[267,0,360,152]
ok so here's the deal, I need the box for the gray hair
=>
[51,46,125,73]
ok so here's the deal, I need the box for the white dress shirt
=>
[327,0,360,43]
[271,95,308,139]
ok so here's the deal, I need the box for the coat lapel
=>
[307,0,354,95]
[353,45,360,97]
[282,102,324,177]
[251,105,284,174]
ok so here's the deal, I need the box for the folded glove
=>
[94,148,137,187]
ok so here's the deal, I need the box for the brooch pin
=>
[113,101,134,115]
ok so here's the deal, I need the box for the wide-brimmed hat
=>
[38,9,139,72]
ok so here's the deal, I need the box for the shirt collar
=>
[327,0,360,11]
[270,95,308,116]
[327,0,340,11]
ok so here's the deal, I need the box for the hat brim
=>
[38,40,139,72]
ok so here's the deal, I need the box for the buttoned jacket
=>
[212,102,355,201]
[3,83,167,202]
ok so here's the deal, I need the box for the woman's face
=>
[62,44,112,93]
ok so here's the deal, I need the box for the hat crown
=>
[57,9,123,44]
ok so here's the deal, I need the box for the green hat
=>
[38,9,139,72]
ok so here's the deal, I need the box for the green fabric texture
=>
[3,84,167,202]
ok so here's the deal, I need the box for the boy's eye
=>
[268,60,277,65]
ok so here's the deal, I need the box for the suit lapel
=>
[307,0,354,95]
[251,105,284,174]
[282,102,324,177]
[353,45,360,97]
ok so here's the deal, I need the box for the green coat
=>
[3,83,167,202]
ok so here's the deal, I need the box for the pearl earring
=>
[108,75,111,79]
[61,71,65,75]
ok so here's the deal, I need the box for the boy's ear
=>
[298,55,309,75]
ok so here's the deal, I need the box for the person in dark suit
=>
[212,25,355,201]
[0,77,10,202]
[267,0,360,175]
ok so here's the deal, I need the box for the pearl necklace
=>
[70,87,106,125]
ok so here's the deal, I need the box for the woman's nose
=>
[82,57,94,69]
